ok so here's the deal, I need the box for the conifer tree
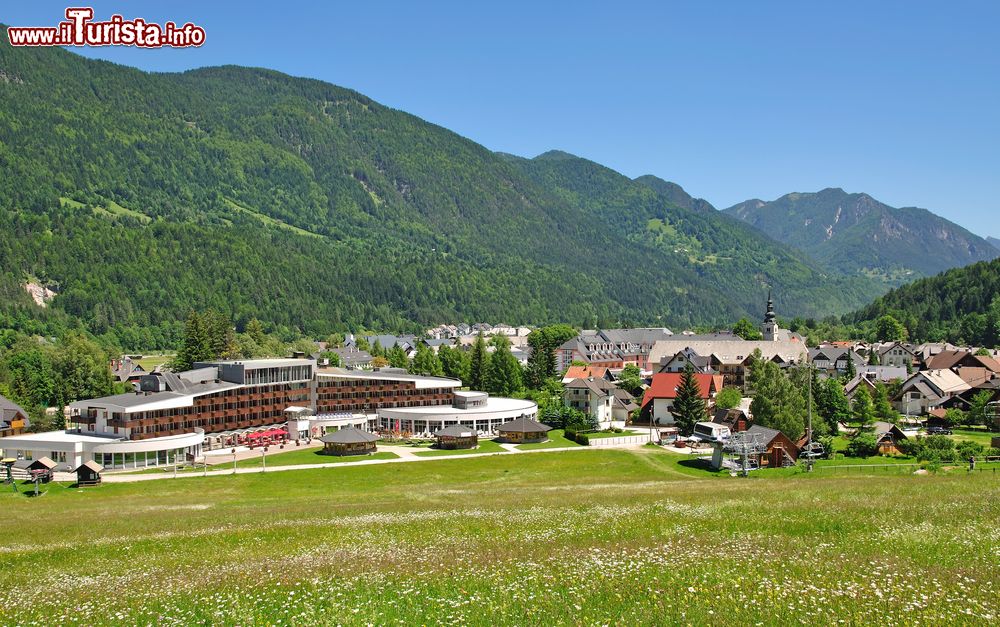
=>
[468,332,489,391]
[671,364,706,436]
[485,336,523,396]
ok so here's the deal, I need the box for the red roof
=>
[641,373,723,408]
[563,365,609,380]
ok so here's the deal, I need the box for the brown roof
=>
[498,417,551,434]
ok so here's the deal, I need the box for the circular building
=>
[497,417,552,444]
[434,424,479,450]
[378,392,537,437]
[320,426,379,456]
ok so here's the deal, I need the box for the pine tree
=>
[872,382,898,423]
[671,364,706,436]
[852,386,876,427]
[485,336,522,396]
[388,343,410,369]
[468,333,489,391]
[411,342,442,376]
[245,318,266,345]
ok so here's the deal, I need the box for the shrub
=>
[956,440,985,460]
[846,433,878,458]
[575,433,590,446]
[564,428,577,442]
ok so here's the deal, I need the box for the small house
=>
[74,460,104,486]
[13,456,58,482]
[497,417,551,444]
[320,426,379,456]
[872,421,907,455]
[744,425,798,468]
[434,424,479,450]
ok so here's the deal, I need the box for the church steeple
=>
[762,290,779,341]
[764,290,776,323]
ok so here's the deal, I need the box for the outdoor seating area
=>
[204,426,290,451]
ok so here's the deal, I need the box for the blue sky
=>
[4,1,999,237]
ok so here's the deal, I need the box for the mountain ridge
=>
[723,187,998,285]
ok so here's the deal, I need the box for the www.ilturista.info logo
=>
[7,7,206,48]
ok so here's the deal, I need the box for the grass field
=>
[516,428,582,450]
[233,448,399,468]
[1,448,997,625]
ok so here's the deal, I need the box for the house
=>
[659,348,714,374]
[744,425,798,467]
[423,338,456,353]
[611,388,638,423]
[562,365,612,383]
[808,348,866,375]
[875,342,917,369]
[110,357,146,384]
[639,372,724,426]
[556,328,673,372]
[712,407,752,433]
[564,377,618,429]
[893,369,971,416]
[844,367,908,400]
[0,394,30,437]
[924,350,1000,375]
[872,421,907,455]
[328,346,373,369]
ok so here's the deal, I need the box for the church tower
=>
[762,291,779,342]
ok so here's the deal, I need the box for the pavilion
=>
[497,417,551,444]
[433,424,479,450]
[320,426,379,456]
[74,460,104,486]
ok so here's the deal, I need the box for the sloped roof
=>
[75,460,104,473]
[320,426,379,444]
[565,377,617,396]
[434,425,477,438]
[497,417,551,433]
[641,373,723,408]
[0,394,29,424]
[563,365,609,381]
[745,424,782,444]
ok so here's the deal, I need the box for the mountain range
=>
[0,33,992,347]
[724,188,998,285]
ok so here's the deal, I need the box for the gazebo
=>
[497,417,551,444]
[320,426,379,456]
[74,460,104,486]
[434,424,478,450]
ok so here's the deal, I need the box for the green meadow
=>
[1,448,997,625]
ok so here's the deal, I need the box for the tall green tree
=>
[468,333,489,391]
[748,356,806,441]
[852,386,876,427]
[732,317,763,341]
[438,345,470,382]
[485,336,523,396]
[873,315,908,343]
[411,342,443,376]
[617,364,644,397]
[387,343,410,369]
[872,382,898,423]
[671,364,706,436]
[525,324,577,389]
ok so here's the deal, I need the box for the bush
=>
[846,433,878,458]
[575,433,590,446]
[956,440,985,460]
[564,428,577,442]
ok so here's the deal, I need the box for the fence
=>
[586,434,651,447]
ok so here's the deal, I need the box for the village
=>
[3,294,998,488]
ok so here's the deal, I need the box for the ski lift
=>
[800,441,825,459]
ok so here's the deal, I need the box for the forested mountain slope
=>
[847,258,1000,346]
[725,188,998,285]
[1,34,884,348]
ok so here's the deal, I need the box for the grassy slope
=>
[2,449,996,625]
